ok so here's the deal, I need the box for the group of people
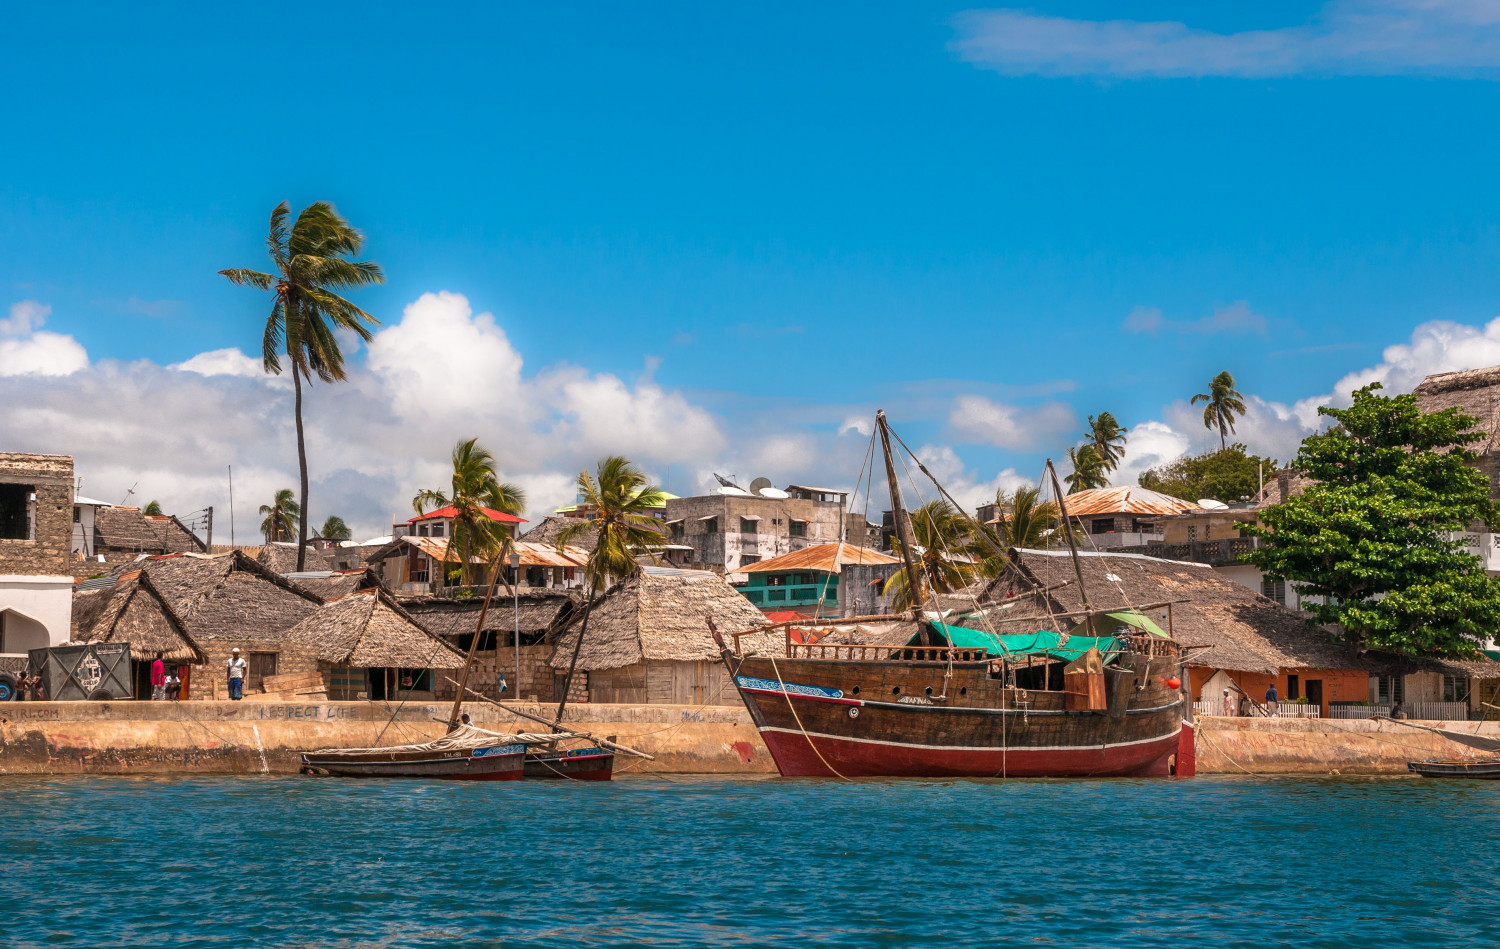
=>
[148,652,182,701]
[1220,683,1283,717]
[6,668,44,701]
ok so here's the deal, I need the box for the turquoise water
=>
[4,774,1498,947]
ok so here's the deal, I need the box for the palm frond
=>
[219,268,276,290]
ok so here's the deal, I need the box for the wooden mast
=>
[445,554,507,728]
[1046,459,1095,638]
[877,410,924,617]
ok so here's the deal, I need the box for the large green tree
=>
[556,456,667,589]
[1086,412,1129,473]
[318,516,353,543]
[414,438,527,586]
[259,488,300,544]
[221,201,384,571]
[1243,384,1500,658]
[1191,370,1248,450]
[1139,444,1278,503]
[1064,444,1108,493]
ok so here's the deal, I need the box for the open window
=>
[0,483,34,540]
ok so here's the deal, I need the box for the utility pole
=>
[228,465,236,548]
[510,552,522,702]
[205,506,214,551]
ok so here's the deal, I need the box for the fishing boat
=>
[301,727,527,780]
[1389,717,1500,779]
[716,411,1193,780]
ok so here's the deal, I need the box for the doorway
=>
[1305,679,1324,715]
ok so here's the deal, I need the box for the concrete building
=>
[730,542,901,618]
[1059,486,1202,550]
[663,483,874,574]
[0,453,75,655]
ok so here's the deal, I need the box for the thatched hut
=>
[548,568,773,705]
[75,569,208,698]
[401,589,579,701]
[281,589,466,700]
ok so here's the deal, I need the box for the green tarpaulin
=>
[1105,610,1168,638]
[922,622,1119,664]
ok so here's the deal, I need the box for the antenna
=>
[713,472,744,491]
[120,482,137,506]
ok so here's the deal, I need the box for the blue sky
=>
[6,1,1500,536]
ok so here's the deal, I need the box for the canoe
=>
[1407,758,1500,779]
[301,741,526,780]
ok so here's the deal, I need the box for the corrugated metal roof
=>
[409,505,526,524]
[390,536,587,568]
[1059,486,1202,517]
[734,543,900,575]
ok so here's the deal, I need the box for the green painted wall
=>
[739,570,838,610]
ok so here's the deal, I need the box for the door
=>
[1305,679,1324,716]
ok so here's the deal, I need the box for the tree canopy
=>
[259,489,299,544]
[1243,384,1500,658]
[414,438,526,585]
[143,500,163,516]
[1085,412,1128,473]
[1191,370,1247,450]
[883,499,982,612]
[557,456,666,589]
[1064,444,1108,493]
[319,516,352,542]
[1138,444,1278,503]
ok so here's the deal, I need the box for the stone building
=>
[0,452,75,653]
[400,588,579,702]
[662,483,874,574]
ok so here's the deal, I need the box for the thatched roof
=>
[965,548,1367,674]
[93,507,206,554]
[288,568,381,602]
[521,516,600,551]
[131,551,323,642]
[258,543,338,574]
[283,589,466,668]
[78,570,207,663]
[549,570,773,671]
[401,589,579,639]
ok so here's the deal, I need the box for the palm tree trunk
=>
[293,367,309,572]
[1218,412,1227,451]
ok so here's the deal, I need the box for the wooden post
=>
[876,411,924,616]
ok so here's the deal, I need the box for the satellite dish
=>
[758,487,790,499]
[749,477,773,495]
[716,486,751,497]
[1197,498,1229,510]
[713,472,745,490]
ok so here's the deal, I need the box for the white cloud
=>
[838,416,873,437]
[909,444,1033,513]
[949,395,1076,450]
[952,1,1500,79]
[171,347,265,378]
[0,300,88,377]
[1122,301,1267,337]
[1112,420,1195,486]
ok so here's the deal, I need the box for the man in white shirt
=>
[227,647,248,701]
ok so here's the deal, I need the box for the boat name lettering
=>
[735,676,843,699]
[472,744,525,758]
[897,696,933,706]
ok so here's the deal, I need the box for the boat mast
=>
[446,554,507,728]
[1046,459,1095,638]
[877,410,924,617]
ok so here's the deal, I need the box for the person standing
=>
[226,648,248,701]
[1265,681,1279,718]
[150,652,166,701]
[1222,688,1236,717]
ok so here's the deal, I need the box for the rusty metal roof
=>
[1059,486,1202,518]
[733,542,899,575]
[374,536,587,568]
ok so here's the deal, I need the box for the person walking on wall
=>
[1265,681,1279,718]
[227,648,248,701]
[150,651,166,701]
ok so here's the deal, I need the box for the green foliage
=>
[1064,444,1108,493]
[319,515,352,542]
[883,499,984,612]
[1086,412,1128,473]
[557,456,667,589]
[1191,370,1248,450]
[142,500,163,516]
[414,438,527,585]
[1138,444,1278,503]
[1243,384,1500,658]
[259,489,300,544]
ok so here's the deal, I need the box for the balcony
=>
[1135,537,1261,567]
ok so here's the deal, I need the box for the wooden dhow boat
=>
[1388,717,1500,779]
[716,411,1194,780]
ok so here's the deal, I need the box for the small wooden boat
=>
[1408,758,1500,779]
[524,746,616,780]
[301,729,527,780]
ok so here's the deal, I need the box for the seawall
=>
[3,703,1494,776]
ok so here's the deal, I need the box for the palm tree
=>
[143,500,163,516]
[220,201,384,571]
[994,485,1062,548]
[1086,412,1128,473]
[882,499,981,612]
[556,456,667,590]
[319,516,352,543]
[259,489,300,544]
[414,438,526,586]
[1191,370,1248,450]
[1065,444,1108,493]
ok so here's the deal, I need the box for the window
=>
[1091,518,1114,535]
[702,518,718,534]
[1444,675,1470,704]
[1287,674,1300,701]
[670,522,684,538]
[1187,525,1197,542]
[766,574,786,586]
[796,573,818,586]
[417,524,430,537]
[1377,675,1404,704]
[0,484,33,540]
[739,555,760,567]
[1204,523,1212,540]
[740,517,758,534]
[743,589,762,604]
[430,522,445,538]
[73,506,81,523]
[789,519,807,538]
[247,652,278,691]
[1261,575,1286,605]
[767,589,787,601]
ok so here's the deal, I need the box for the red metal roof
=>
[408,505,526,524]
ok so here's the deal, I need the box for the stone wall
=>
[0,453,72,577]
[1194,716,1500,774]
[434,644,557,703]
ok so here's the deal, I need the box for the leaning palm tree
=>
[259,489,300,544]
[318,516,352,543]
[882,499,981,612]
[414,438,526,586]
[556,456,667,590]
[1191,370,1248,450]
[1086,412,1128,473]
[1064,444,1109,493]
[220,201,384,571]
[994,485,1062,548]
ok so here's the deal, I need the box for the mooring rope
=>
[769,653,851,782]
